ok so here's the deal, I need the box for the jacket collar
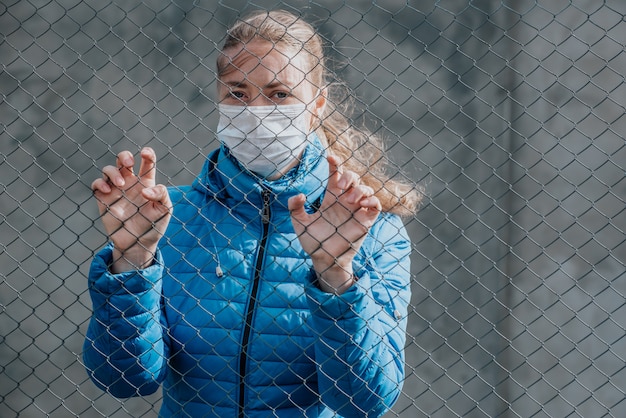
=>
[192,134,328,216]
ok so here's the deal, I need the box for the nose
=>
[248,92,273,106]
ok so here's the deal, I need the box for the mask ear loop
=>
[308,87,327,132]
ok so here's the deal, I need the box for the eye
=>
[271,91,291,102]
[230,90,246,100]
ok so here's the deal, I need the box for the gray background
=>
[1,0,624,416]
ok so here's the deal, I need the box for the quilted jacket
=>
[83,135,412,417]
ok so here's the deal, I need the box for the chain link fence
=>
[1,0,625,416]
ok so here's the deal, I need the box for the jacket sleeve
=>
[83,243,168,398]
[306,213,412,418]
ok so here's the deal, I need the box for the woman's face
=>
[217,39,326,119]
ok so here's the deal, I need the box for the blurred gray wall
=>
[1,0,624,416]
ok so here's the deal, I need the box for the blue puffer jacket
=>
[83,136,412,417]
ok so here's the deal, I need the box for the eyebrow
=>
[222,79,295,91]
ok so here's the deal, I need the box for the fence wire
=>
[1,0,625,417]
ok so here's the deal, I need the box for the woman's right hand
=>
[91,147,172,273]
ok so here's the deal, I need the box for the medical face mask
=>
[217,104,310,178]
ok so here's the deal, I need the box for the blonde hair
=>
[218,10,421,216]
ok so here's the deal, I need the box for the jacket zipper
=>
[238,189,271,418]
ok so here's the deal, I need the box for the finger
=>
[346,185,375,204]
[138,147,157,187]
[325,155,361,193]
[358,195,382,212]
[288,193,308,221]
[91,177,111,193]
[116,150,135,178]
[142,184,172,209]
[325,155,343,196]
[336,171,360,194]
[102,165,125,187]
[327,154,342,171]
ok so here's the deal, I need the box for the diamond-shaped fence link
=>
[1,0,625,417]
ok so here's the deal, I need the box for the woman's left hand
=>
[288,155,381,294]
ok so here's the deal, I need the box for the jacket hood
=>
[192,133,329,217]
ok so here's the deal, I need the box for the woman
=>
[84,9,420,417]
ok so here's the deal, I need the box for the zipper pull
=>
[261,190,271,224]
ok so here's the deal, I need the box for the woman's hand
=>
[288,155,381,294]
[91,147,172,273]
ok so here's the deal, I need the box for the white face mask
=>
[217,104,309,178]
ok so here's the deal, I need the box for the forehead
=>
[219,40,307,87]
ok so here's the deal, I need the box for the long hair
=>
[217,10,421,216]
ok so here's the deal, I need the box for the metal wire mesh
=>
[1,0,625,416]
